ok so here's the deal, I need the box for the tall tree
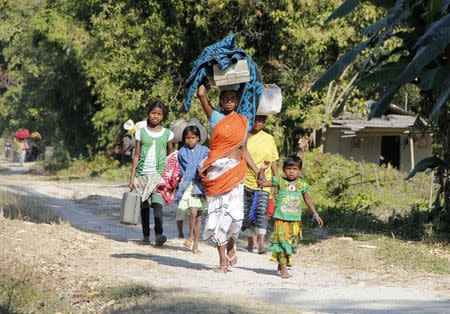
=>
[313,0,450,233]
[1,0,382,154]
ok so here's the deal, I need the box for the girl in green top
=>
[129,100,174,246]
[258,155,323,278]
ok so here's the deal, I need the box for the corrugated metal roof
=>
[331,114,416,132]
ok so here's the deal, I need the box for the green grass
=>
[326,233,450,275]
[375,237,450,274]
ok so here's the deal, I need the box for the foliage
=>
[50,152,122,178]
[303,149,431,212]
[313,0,450,232]
[43,147,71,172]
[0,0,385,156]
[302,150,448,240]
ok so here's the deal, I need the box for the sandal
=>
[193,248,202,254]
[183,239,193,249]
[213,266,229,273]
[226,244,238,267]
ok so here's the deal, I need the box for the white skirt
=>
[202,158,244,246]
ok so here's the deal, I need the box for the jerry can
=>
[119,191,141,225]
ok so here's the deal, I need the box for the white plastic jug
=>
[256,84,282,115]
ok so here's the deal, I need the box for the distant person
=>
[174,125,209,254]
[121,133,135,165]
[129,100,174,246]
[31,145,38,161]
[17,139,28,166]
[5,139,11,160]
[258,156,323,278]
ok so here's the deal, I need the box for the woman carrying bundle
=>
[197,83,259,273]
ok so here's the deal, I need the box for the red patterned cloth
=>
[156,151,181,204]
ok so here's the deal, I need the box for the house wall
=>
[323,128,380,164]
[323,128,432,172]
[399,134,432,172]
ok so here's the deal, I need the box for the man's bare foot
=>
[193,248,202,254]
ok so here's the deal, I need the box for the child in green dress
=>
[258,155,323,278]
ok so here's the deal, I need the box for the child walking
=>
[129,100,174,246]
[174,125,209,254]
[258,155,323,278]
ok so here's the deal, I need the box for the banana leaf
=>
[430,72,450,121]
[327,0,361,22]
[420,65,450,91]
[405,156,444,180]
[311,40,370,92]
[368,84,400,119]
[358,61,407,88]
[397,15,450,84]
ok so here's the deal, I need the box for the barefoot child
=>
[258,156,323,278]
[174,125,209,254]
[129,100,174,246]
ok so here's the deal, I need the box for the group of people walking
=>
[128,83,323,278]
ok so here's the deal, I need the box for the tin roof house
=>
[306,104,432,172]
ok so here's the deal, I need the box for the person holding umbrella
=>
[15,128,30,166]
[17,139,28,166]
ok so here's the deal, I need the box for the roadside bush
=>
[55,152,124,179]
[301,150,446,240]
[43,147,71,172]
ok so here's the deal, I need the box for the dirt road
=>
[1,161,449,313]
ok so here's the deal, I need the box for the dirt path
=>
[1,161,449,313]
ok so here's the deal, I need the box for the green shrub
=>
[56,152,121,179]
[300,150,445,240]
[43,147,71,172]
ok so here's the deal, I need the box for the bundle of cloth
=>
[183,34,263,129]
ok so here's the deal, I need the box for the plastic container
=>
[256,84,282,115]
[119,191,141,225]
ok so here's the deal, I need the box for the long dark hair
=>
[146,100,166,126]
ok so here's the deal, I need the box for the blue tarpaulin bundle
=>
[183,34,263,129]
